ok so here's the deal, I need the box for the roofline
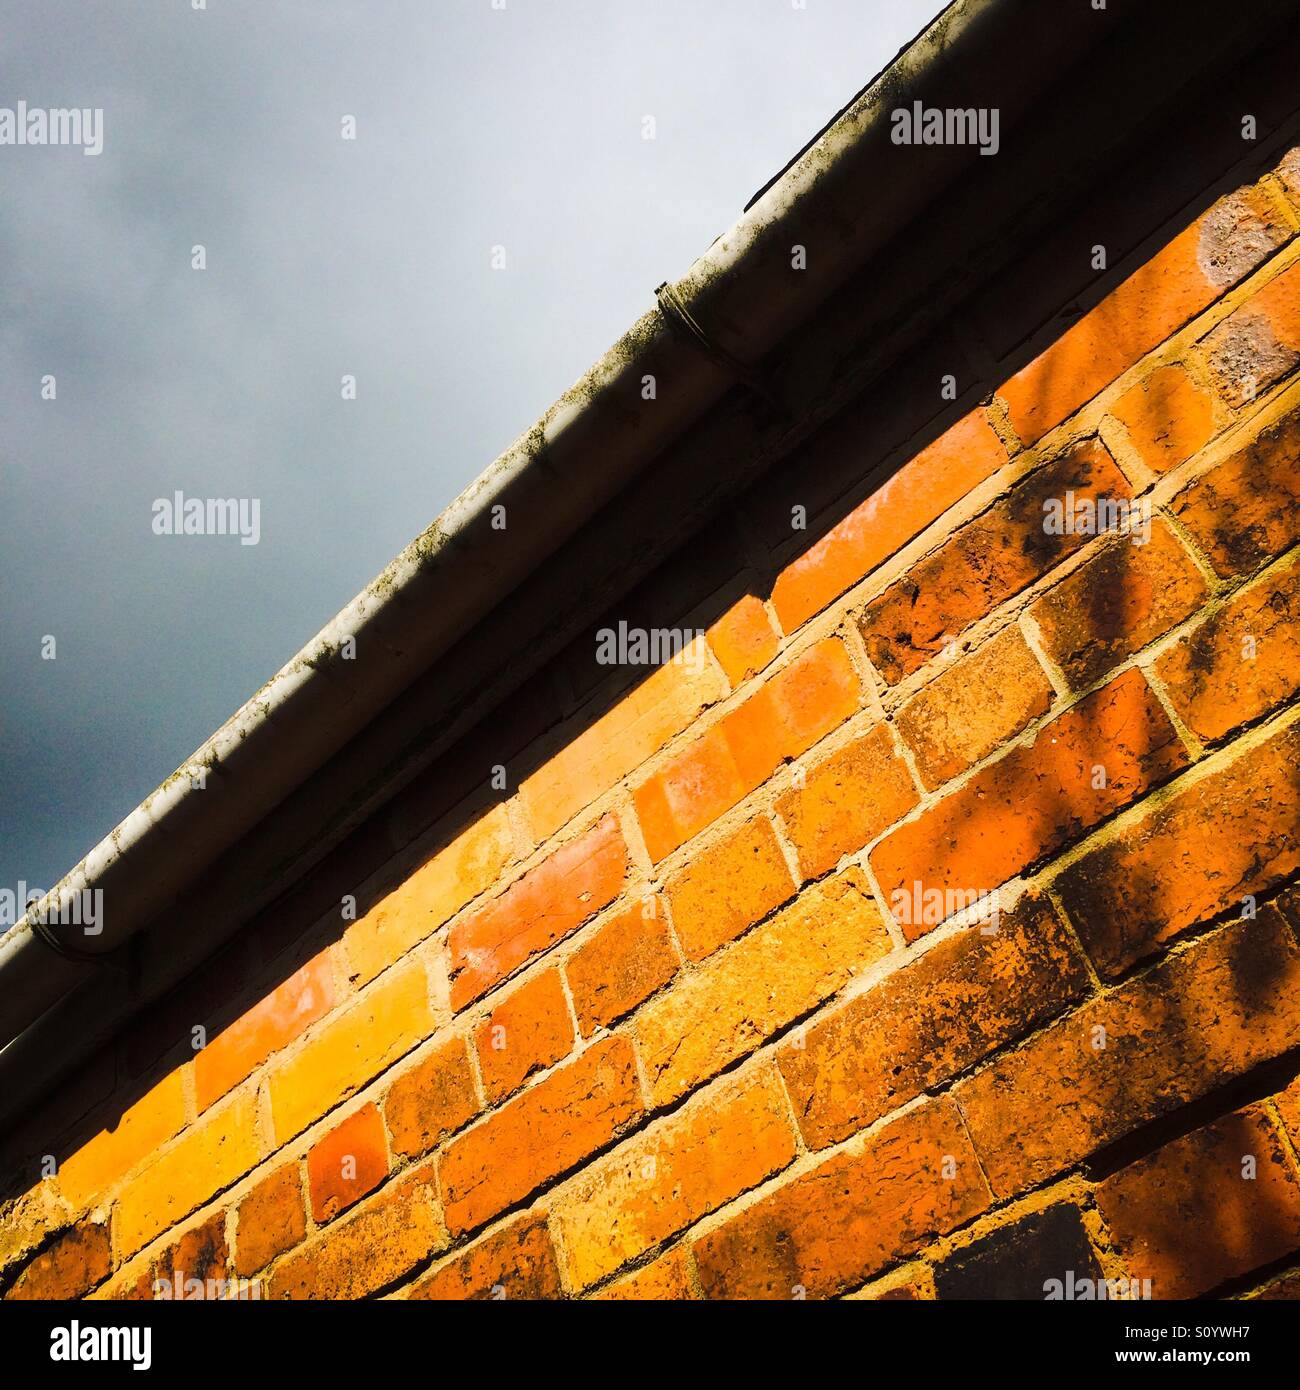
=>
[11,0,1290,1125]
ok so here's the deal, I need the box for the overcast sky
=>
[1,0,945,895]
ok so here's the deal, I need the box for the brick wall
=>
[4,142,1300,1303]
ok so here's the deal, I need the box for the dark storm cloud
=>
[0,0,943,891]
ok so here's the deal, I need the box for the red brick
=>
[268,1166,445,1299]
[194,950,339,1112]
[858,440,1131,684]
[474,969,574,1102]
[438,1036,643,1235]
[4,1220,111,1300]
[57,1069,188,1213]
[1156,552,1300,745]
[266,956,433,1144]
[344,805,514,988]
[871,669,1187,938]
[895,625,1054,788]
[565,899,678,1035]
[1096,1106,1300,1298]
[999,186,1290,444]
[448,815,628,1009]
[1170,399,1300,576]
[158,1211,228,1290]
[775,725,918,878]
[708,595,780,685]
[550,1065,798,1290]
[634,638,861,861]
[778,895,1090,1148]
[116,1091,262,1258]
[307,1103,389,1223]
[1028,521,1209,689]
[234,1163,306,1278]
[635,868,892,1107]
[771,410,1009,633]
[692,1099,990,1299]
[408,1213,563,1300]
[1056,716,1300,976]
[665,816,795,961]
[1202,257,1300,405]
[1110,363,1218,472]
[520,648,724,842]
[383,1036,480,1161]
[955,909,1300,1197]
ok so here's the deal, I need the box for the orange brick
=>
[1096,1106,1300,1298]
[999,186,1290,443]
[1110,363,1217,472]
[4,1219,111,1300]
[778,895,1089,1148]
[234,1163,306,1278]
[448,815,628,1009]
[344,803,513,989]
[1274,1074,1300,1148]
[634,637,861,861]
[307,1103,389,1223]
[955,909,1300,1198]
[115,1091,262,1257]
[665,816,795,961]
[1156,552,1300,745]
[895,625,1054,788]
[195,950,339,1112]
[95,1264,156,1302]
[1028,521,1209,689]
[158,1210,228,1289]
[383,1036,480,1160]
[438,1036,643,1235]
[1202,257,1300,406]
[635,868,891,1107]
[708,594,780,686]
[269,1166,445,1299]
[408,1213,563,1300]
[692,1099,990,1300]
[565,899,678,1035]
[858,440,1131,684]
[550,1065,798,1290]
[775,726,918,878]
[474,969,574,1102]
[266,956,433,1144]
[1056,716,1300,976]
[771,410,1009,633]
[57,1068,188,1212]
[520,643,724,841]
[871,669,1187,937]
[592,1245,697,1300]
[1171,399,1300,578]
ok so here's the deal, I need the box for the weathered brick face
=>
[4,144,1300,1306]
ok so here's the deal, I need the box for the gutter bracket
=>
[654,281,781,411]
[29,914,130,970]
